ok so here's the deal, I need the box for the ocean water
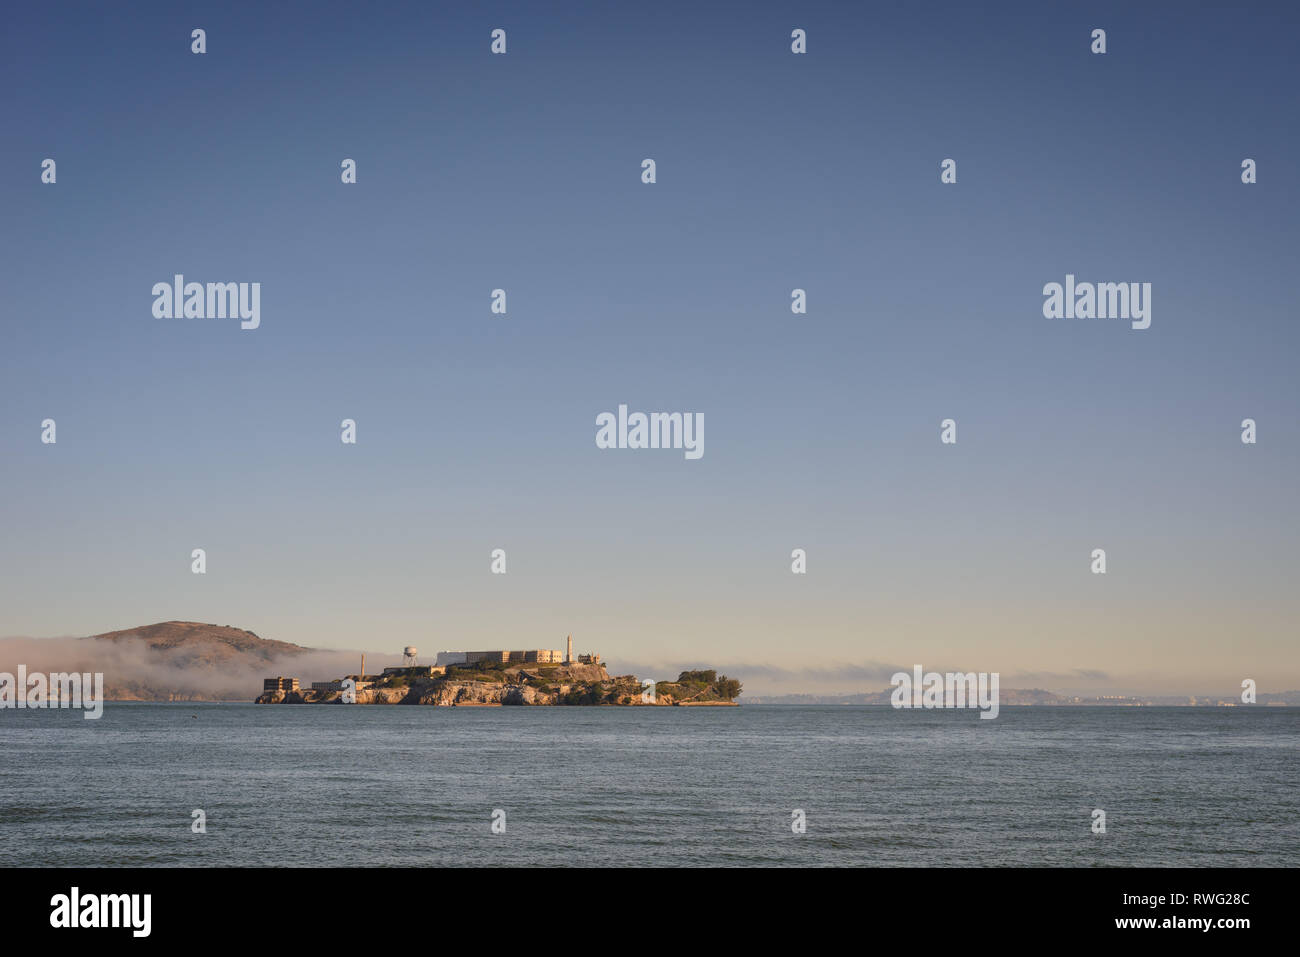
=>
[0,703,1295,867]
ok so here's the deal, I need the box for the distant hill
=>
[0,620,382,702]
[68,621,320,701]
[88,621,308,663]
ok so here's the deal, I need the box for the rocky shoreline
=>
[256,664,741,707]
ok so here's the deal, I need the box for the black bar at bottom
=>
[4,866,1277,942]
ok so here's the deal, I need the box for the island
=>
[257,643,741,707]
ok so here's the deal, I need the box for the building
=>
[263,676,299,693]
[435,649,565,666]
[577,653,601,665]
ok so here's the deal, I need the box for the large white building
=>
[435,648,565,666]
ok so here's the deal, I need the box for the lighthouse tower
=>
[566,635,573,664]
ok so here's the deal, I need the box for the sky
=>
[2,1,1297,696]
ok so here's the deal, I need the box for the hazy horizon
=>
[0,624,1290,699]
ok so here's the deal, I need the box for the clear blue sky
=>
[2,1,1297,695]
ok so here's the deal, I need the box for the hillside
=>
[88,621,307,663]
[52,621,326,701]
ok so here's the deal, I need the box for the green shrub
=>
[677,669,717,684]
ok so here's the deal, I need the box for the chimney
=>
[361,653,365,680]
[566,635,572,664]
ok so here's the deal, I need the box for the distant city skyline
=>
[2,1,1297,697]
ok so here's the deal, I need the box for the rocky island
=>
[257,656,742,707]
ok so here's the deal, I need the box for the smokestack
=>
[361,653,365,679]
[566,635,572,664]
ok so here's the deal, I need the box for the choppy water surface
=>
[0,704,1295,866]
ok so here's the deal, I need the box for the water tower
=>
[402,646,419,666]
